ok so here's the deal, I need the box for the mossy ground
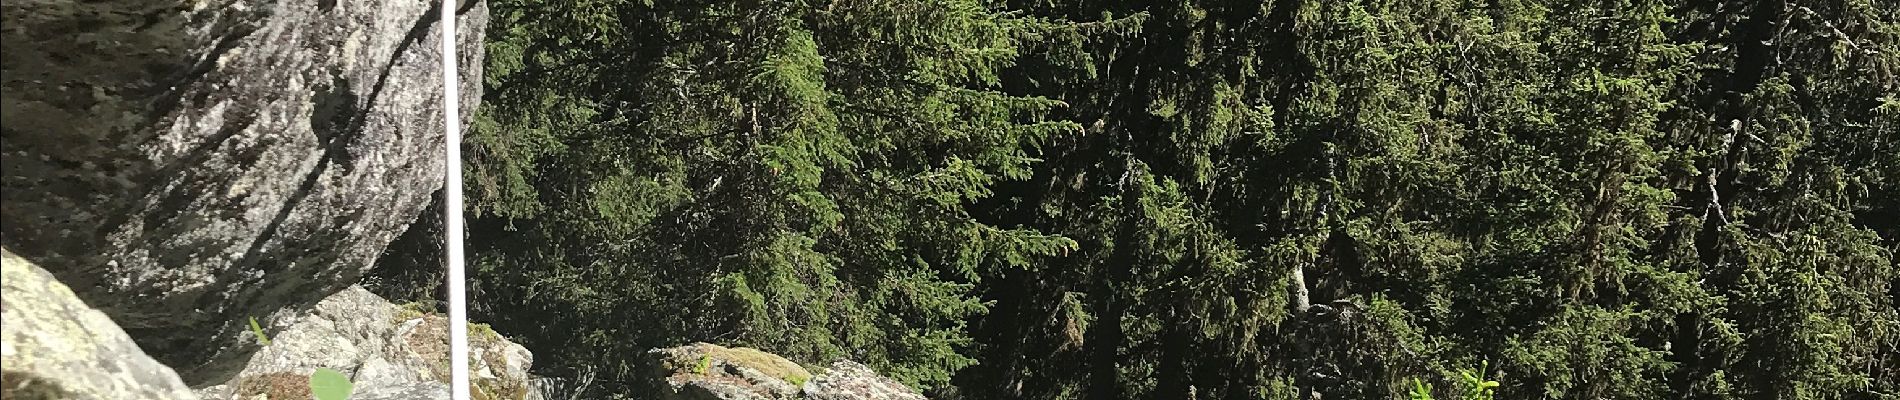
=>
[232,372,311,400]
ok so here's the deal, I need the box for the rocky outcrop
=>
[195,286,537,400]
[4,249,536,400]
[649,343,927,400]
[0,0,487,381]
[1,249,198,400]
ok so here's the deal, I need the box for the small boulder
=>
[195,286,536,400]
[648,343,928,400]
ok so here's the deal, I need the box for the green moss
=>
[471,322,500,341]
[393,301,434,322]
[697,344,814,384]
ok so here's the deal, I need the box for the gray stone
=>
[803,361,926,400]
[196,285,536,400]
[648,343,930,400]
[1,249,200,400]
[0,0,488,383]
[355,381,452,400]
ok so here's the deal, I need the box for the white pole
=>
[440,0,471,398]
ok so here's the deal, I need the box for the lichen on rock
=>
[195,285,538,400]
[801,361,926,400]
[1,370,77,400]
[0,249,199,400]
[651,343,812,400]
[649,343,929,400]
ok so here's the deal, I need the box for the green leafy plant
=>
[1409,378,1434,400]
[248,316,271,346]
[694,355,713,375]
[1408,361,1499,400]
[309,368,354,400]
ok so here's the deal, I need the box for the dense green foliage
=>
[372,0,1900,398]
[451,0,1083,391]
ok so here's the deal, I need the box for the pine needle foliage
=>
[400,0,1900,398]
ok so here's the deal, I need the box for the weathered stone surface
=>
[201,378,456,400]
[0,0,488,382]
[1,249,199,400]
[195,285,537,400]
[802,361,926,400]
[649,343,928,400]
[354,381,453,400]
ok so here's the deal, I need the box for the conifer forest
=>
[367,0,1900,398]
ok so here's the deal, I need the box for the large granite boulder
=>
[0,0,487,381]
[649,343,927,400]
[194,285,537,400]
[1,249,199,400]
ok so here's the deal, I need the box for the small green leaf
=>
[1409,378,1435,400]
[248,317,271,346]
[310,368,354,400]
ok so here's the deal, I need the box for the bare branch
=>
[1795,5,1872,53]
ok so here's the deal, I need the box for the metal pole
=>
[440,0,471,398]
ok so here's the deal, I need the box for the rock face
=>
[1,249,199,400]
[0,0,487,380]
[650,343,927,400]
[194,285,537,400]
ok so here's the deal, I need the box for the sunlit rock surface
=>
[0,0,487,381]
